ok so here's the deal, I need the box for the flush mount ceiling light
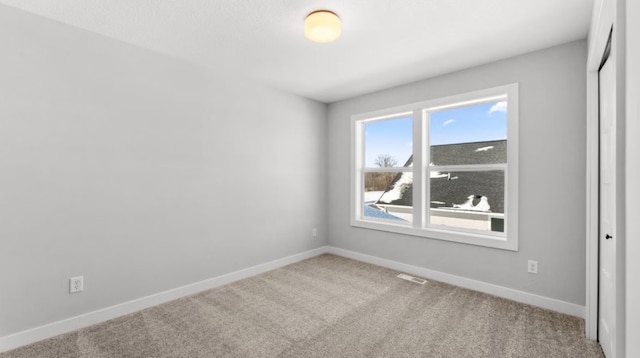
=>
[304,10,341,43]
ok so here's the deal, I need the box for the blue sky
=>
[364,101,507,167]
[364,116,413,167]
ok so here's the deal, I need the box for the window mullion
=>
[363,167,413,173]
[429,164,507,172]
[421,110,431,228]
[412,110,423,229]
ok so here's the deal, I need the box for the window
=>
[351,84,518,250]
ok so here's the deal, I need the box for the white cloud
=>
[443,119,455,126]
[407,141,413,147]
[489,101,507,114]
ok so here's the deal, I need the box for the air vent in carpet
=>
[397,273,427,284]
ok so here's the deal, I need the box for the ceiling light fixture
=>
[304,10,341,43]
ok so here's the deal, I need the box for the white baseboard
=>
[327,247,585,318]
[0,246,330,353]
[1,245,585,353]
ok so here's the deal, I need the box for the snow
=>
[453,195,475,209]
[364,191,384,203]
[430,171,448,178]
[378,172,413,203]
[473,196,491,211]
[475,146,494,152]
[452,195,491,212]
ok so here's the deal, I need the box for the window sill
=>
[350,219,518,251]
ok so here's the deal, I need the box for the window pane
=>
[364,171,412,223]
[429,170,504,233]
[429,101,507,165]
[364,116,413,168]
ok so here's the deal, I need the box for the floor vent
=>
[397,273,427,285]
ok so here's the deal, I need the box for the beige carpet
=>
[1,254,603,358]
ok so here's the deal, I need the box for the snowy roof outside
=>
[375,139,506,214]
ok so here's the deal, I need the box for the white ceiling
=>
[0,0,593,103]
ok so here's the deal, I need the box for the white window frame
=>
[351,84,519,251]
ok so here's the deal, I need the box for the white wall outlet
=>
[312,228,317,238]
[70,276,84,293]
[527,260,538,274]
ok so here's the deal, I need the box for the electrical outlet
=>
[70,276,84,293]
[312,228,317,238]
[527,260,538,274]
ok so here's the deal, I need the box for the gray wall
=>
[327,40,587,305]
[0,6,326,336]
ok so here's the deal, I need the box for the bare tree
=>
[365,154,398,192]
[374,154,398,168]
